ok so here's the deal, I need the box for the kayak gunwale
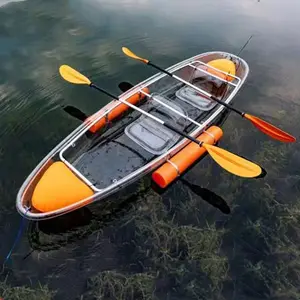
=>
[16,51,249,220]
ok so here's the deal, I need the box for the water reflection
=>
[27,183,150,252]
[0,0,25,8]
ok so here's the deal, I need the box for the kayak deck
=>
[60,65,236,190]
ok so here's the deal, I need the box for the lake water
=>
[1,0,300,299]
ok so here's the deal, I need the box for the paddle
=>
[122,47,296,143]
[59,64,262,178]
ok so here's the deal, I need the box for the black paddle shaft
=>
[90,83,117,100]
[147,61,244,116]
[164,122,203,146]
[148,61,173,77]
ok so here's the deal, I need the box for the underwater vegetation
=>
[1,76,299,300]
[0,278,55,300]
[3,131,300,300]
[76,190,229,300]
[85,271,155,300]
[77,119,300,300]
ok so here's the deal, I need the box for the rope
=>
[2,207,30,268]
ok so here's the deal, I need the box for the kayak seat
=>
[175,58,236,111]
[125,94,187,155]
[32,161,94,212]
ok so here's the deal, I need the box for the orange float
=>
[32,161,94,212]
[152,126,223,188]
[87,87,150,133]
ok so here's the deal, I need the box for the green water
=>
[1,0,300,299]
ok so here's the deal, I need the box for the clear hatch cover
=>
[125,94,187,155]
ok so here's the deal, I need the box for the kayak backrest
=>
[207,59,236,82]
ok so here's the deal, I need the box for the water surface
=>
[1,0,300,299]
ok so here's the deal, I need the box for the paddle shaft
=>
[90,83,203,146]
[147,61,243,116]
[118,82,204,128]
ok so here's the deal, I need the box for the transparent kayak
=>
[16,51,249,220]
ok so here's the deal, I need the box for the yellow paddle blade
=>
[122,47,149,64]
[202,143,262,178]
[59,65,91,85]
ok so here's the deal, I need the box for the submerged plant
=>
[86,270,156,300]
[253,140,290,176]
[134,206,228,296]
[180,224,229,289]
[0,279,55,300]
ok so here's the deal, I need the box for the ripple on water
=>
[0,0,26,8]
[0,76,64,139]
